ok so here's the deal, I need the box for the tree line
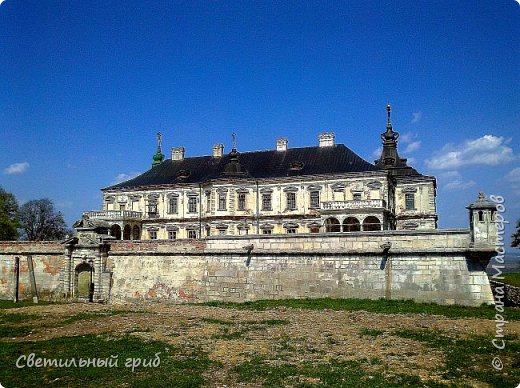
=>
[0,187,73,241]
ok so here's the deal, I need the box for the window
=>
[147,203,158,218]
[119,204,126,211]
[168,197,178,214]
[262,193,272,210]
[310,227,320,233]
[188,197,197,213]
[218,193,226,211]
[149,230,157,240]
[286,192,296,210]
[353,193,362,201]
[310,191,320,208]
[262,229,272,235]
[218,229,226,236]
[205,193,211,213]
[405,193,415,210]
[168,230,176,240]
[286,228,296,234]
[478,211,484,222]
[238,193,246,210]
[188,230,197,239]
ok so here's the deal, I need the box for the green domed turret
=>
[152,132,165,167]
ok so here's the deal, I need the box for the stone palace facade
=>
[83,105,438,240]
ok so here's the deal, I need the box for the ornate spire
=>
[376,104,406,169]
[381,104,399,143]
[232,132,237,151]
[152,131,165,167]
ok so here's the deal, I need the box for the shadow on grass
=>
[0,334,213,387]
[200,297,520,320]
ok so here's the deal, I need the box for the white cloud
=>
[411,111,422,124]
[425,135,516,170]
[111,172,140,185]
[439,170,461,179]
[506,167,520,182]
[404,141,421,154]
[371,146,382,160]
[56,200,74,209]
[399,132,416,144]
[404,157,416,166]
[443,179,476,191]
[3,162,29,175]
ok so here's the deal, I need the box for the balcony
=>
[82,210,142,221]
[321,199,386,212]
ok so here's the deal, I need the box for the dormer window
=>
[177,169,191,179]
[289,161,304,171]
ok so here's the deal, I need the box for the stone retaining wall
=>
[0,230,496,306]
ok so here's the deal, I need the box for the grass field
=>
[501,272,520,288]
[0,298,519,387]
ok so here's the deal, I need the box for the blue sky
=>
[1,1,519,250]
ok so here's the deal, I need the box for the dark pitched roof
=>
[104,144,381,190]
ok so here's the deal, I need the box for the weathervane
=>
[157,132,162,150]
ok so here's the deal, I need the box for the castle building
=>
[83,105,438,240]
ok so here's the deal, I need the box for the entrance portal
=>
[75,262,93,301]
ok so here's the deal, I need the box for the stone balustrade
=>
[82,210,142,220]
[321,199,385,211]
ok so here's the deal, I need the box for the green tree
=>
[0,187,19,240]
[512,219,520,248]
[18,199,70,241]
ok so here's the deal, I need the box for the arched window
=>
[111,225,121,240]
[325,217,341,233]
[123,225,131,240]
[343,217,360,232]
[132,225,140,240]
[363,216,381,231]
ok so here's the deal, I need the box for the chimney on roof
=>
[171,147,185,161]
[212,144,224,158]
[276,138,288,151]
[318,133,335,147]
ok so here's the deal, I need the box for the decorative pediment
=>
[235,187,249,194]
[104,196,115,203]
[166,192,179,198]
[403,222,419,229]
[260,223,274,230]
[147,193,160,201]
[307,185,322,191]
[367,181,382,189]
[283,186,298,193]
[283,222,299,229]
[331,183,346,190]
[165,225,179,231]
[402,187,418,193]
[186,191,199,197]
[260,187,273,193]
